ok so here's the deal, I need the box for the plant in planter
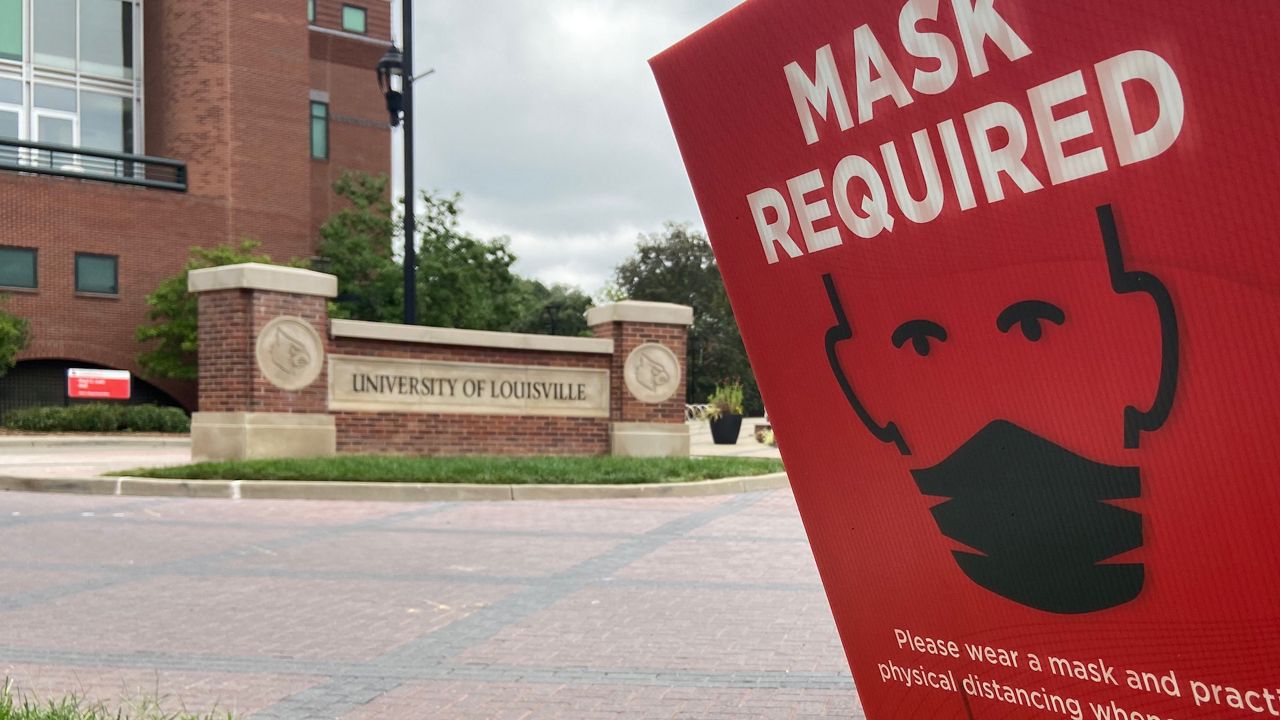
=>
[703,379,745,445]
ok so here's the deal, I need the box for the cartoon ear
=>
[823,274,912,455]
[1097,205,1180,449]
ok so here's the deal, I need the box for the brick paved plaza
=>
[0,487,863,719]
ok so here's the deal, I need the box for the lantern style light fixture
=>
[376,45,405,127]
[375,35,416,325]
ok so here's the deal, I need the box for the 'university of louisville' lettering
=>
[351,373,588,402]
[352,374,458,397]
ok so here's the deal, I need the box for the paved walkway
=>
[0,489,862,719]
[0,437,191,478]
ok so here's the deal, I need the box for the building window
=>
[0,0,20,62]
[0,0,143,154]
[310,101,328,160]
[0,246,36,289]
[341,4,366,33]
[75,253,117,295]
[307,0,314,23]
[0,77,20,163]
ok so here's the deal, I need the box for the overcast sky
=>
[390,0,743,295]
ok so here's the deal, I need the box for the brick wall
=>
[308,30,394,240]
[328,337,612,456]
[143,0,233,199]
[196,289,330,414]
[311,0,392,38]
[227,3,314,261]
[0,175,233,410]
[593,321,688,425]
[193,273,696,458]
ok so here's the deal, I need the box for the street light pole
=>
[375,8,433,325]
[400,0,416,326]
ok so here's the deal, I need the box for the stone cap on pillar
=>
[586,301,694,327]
[188,263,339,298]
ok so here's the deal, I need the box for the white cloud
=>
[463,216,646,295]
[391,0,742,290]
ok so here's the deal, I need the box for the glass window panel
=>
[0,78,20,105]
[80,0,133,79]
[36,114,73,145]
[0,247,37,289]
[341,5,366,33]
[0,110,16,138]
[0,110,17,165]
[81,91,131,152]
[310,102,327,159]
[0,0,20,61]
[307,0,315,22]
[34,84,76,111]
[76,254,117,294]
[34,0,77,70]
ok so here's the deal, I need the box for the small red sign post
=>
[654,1,1280,718]
[67,369,131,400]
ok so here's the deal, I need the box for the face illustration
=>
[824,205,1179,614]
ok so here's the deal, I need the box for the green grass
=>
[120,455,784,485]
[0,680,232,720]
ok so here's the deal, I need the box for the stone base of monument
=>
[610,422,691,458]
[191,412,336,462]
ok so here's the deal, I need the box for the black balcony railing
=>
[0,137,187,192]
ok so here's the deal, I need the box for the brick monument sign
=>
[187,263,693,460]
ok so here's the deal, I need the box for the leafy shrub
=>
[121,404,190,433]
[703,379,745,420]
[136,240,278,381]
[3,405,190,433]
[0,299,29,379]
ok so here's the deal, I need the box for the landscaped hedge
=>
[2,404,190,433]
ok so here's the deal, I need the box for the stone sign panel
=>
[623,343,682,404]
[329,356,610,418]
[256,316,325,391]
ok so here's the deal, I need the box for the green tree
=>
[509,279,594,337]
[314,174,598,335]
[0,298,30,378]
[611,223,761,413]
[316,171,402,323]
[135,240,274,381]
[414,190,527,331]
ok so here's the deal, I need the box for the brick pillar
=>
[588,301,694,457]
[187,263,338,461]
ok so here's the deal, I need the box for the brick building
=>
[0,0,392,414]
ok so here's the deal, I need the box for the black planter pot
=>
[709,414,743,445]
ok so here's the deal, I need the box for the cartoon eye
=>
[892,320,948,357]
[997,300,1066,342]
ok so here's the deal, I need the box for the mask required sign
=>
[652,1,1280,718]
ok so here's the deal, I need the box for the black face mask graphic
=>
[911,421,1143,614]
[822,205,1179,615]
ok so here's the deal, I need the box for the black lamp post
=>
[376,34,416,325]
[543,301,564,336]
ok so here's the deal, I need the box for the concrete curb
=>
[0,472,791,502]
[0,435,191,448]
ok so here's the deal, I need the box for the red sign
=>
[654,2,1280,718]
[67,368,131,400]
